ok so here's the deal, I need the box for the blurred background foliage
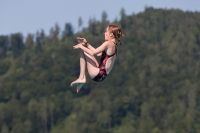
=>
[0,7,200,133]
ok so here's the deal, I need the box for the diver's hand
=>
[73,44,80,49]
[77,37,87,43]
[77,37,87,46]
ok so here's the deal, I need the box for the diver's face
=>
[104,27,113,41]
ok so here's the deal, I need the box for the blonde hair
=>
[108,24,124,45]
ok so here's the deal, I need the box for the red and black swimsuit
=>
[92,47,117,82]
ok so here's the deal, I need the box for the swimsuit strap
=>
[99,41,117,67]
[106,41,117,58]
[107,49,116,57]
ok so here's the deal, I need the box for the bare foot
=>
[70,78,86,93]
[70,78,86,87]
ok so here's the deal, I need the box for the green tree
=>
[49,23,60,45]
[1,124,9,133]
[25,34,34,49]
[62,23,74,40]
[78,16,83,32]
[10,33,24,58]
[0,36,8,58]
[101,11,108,22]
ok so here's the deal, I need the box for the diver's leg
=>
[70,50,99,92]
[70,50,87,86]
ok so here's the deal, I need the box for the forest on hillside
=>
[0,7,200,133]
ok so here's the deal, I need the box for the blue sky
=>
[0,0,199,36]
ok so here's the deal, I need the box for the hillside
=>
[0,7,200,133]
